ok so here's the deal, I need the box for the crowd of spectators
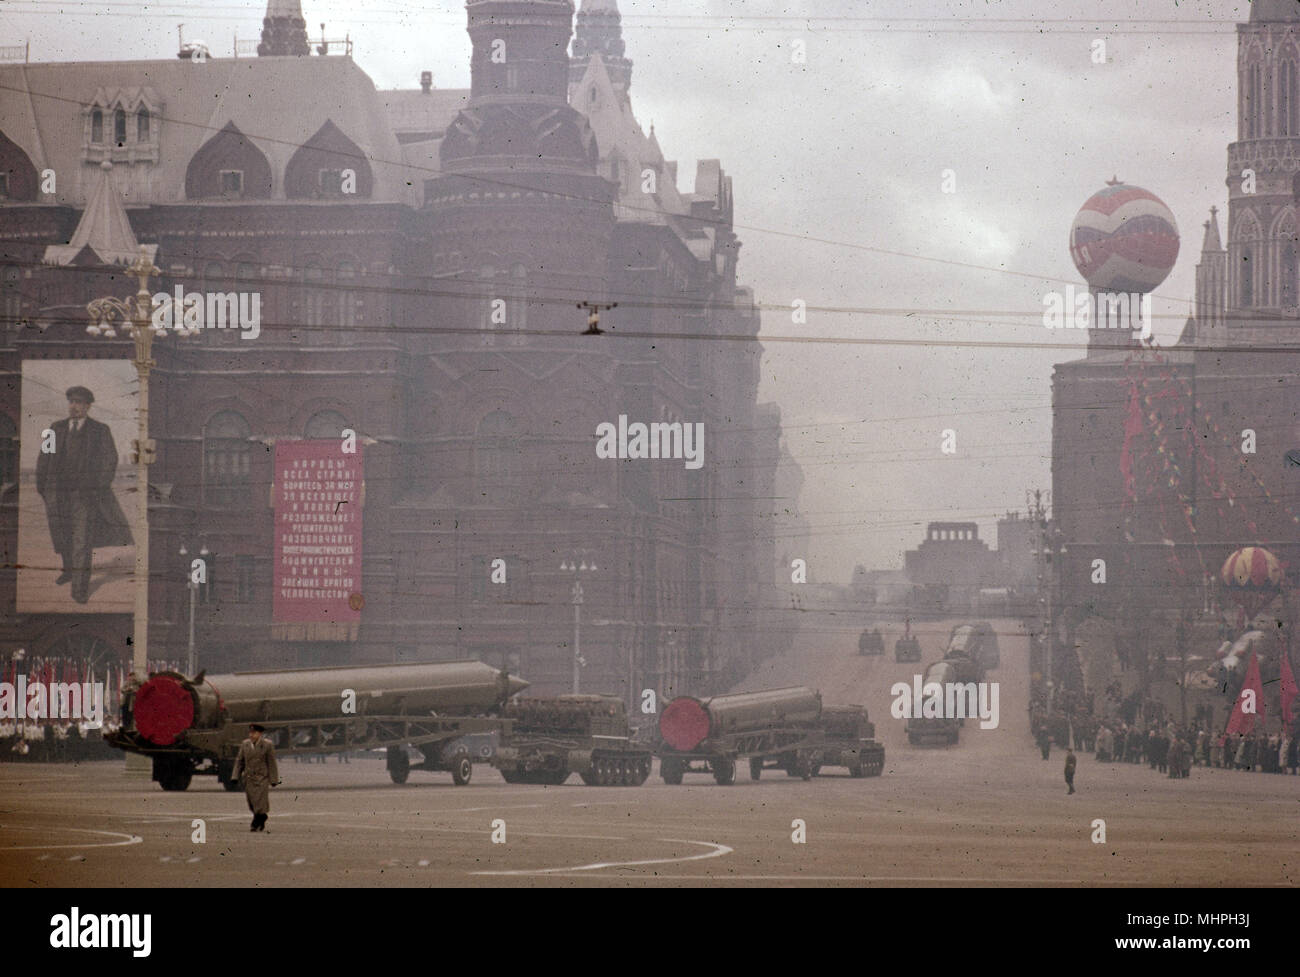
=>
[0,720,121,762]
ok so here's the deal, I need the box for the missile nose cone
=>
[507,675,530,696]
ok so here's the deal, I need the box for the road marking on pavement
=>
[0,824,143,852]
[471,838,732,876]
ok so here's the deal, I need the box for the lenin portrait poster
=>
[18,361,138,613]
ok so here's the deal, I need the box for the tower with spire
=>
[570,0,632,96]
[1222,0,1300,318]
[426,0,614,339]
[258,0,310,57]
[1191,205,1226,340]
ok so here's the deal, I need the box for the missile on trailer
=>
[126,660,527,746]
[658,686,823,753]
[107,661,528,790]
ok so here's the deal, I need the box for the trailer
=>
[107,661,527,790]
[657,687,885,785]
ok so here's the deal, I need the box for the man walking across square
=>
[232,723,280,831]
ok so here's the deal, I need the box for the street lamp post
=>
[86,246,199,689]
[560,557,598,694]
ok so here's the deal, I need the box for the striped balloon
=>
[1069,183,1180,293]
[1220,546,1284,590]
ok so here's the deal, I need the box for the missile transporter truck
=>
[658,686,829,784]
[946,622,1000,671]
[107,661,527,791]
[858,628,885,656]
[814,704,886,777]
[492,694,653,785]
[906,659,964,745]
[895,620,922,662]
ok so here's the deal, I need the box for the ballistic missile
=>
[659,686,823,753]
[127,660,528,747]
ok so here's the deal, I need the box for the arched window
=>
[1241,248,1254,308]
[475,411,520,505]
[336,261,357,329]
[203,411,252,507]
[136,108,150,142]
[1248,64,1262,138]
[1283,242,1297,306]
[304,410,350,440]
[91,109,103,143]
[0,413,16,488]
[114,109,127,146]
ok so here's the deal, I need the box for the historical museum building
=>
[0,0,793,702]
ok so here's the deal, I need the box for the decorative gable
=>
[81,86,161,166]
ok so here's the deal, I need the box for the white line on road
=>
[0,823,143,851]
[471,838,732,876]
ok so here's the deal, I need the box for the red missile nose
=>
[134,674,195,746]
[660,697,710,752]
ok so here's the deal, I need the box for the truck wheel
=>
[387,748,410,785]
[713,759,736,786]
[451,756,473,786]
[749,757,763,781]
[154,756,192,792]
[661,757,683,785]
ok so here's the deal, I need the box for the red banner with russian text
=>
[271,440,363,640]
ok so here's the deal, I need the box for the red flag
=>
[1281,654,1298,728]
[1224,651,1266,739]
[1120,381,1143,501]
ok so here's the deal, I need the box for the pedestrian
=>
[232,723,280,832]
[1064,747,1077,794]
[1036,725,1051,760]
[35,386,133,604]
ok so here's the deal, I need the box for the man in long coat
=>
[232,724,280,831]
[35,386,132,604]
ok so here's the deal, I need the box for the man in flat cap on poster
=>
[232,723,280,832]
[35,386,132,603]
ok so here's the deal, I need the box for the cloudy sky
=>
[0,0,1256,579]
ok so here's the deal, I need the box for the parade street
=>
[2,623,1295,888]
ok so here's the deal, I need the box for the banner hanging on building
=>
[271,439,363,641]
